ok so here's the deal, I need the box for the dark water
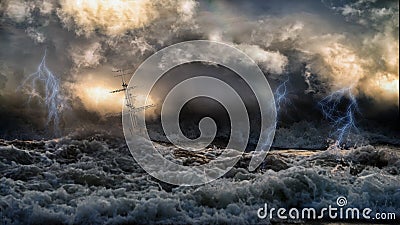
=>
[0,134,399,224]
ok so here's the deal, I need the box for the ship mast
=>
[110,69,155,128]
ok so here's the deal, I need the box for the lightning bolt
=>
[274,75,293,117]
[258,76,292,170]
[318,87,359,147]
[18,50,66,136]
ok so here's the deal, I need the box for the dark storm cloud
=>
[0,0,398,139]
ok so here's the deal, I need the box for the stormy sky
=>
[0,0,398,140]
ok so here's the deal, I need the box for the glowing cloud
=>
[364,72,399,104]
[3,0,31,23]
[57,0,198,36]
[319,43,365,92]
[58,0,159,36]
[177,0,197,21]
[71,73,124,115]
[306,37,398,105]
[69,42,105,69]
[236,44,288,74]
